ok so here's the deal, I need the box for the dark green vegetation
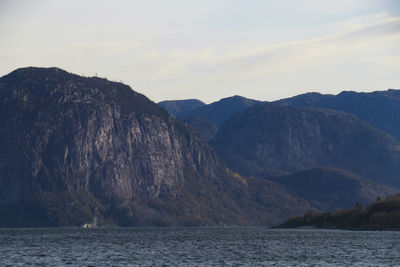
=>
[0,67,312,227]
[276,89,400,142]
[279,194,400,230]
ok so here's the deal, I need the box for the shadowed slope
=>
[212,102,400,189]
[276,89,400,142]
[268,167,398,211]
[158,99,205,117]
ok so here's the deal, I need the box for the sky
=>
[0,0,399,103]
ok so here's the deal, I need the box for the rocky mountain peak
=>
[0,67,311,227]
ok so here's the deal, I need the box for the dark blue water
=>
[1,227,399,266]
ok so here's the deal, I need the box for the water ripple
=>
[0,227,399,266]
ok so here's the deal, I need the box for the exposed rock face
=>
[211,102,400,189]
[0,67,192,203]
[0,68,224,225]
[0,67,310,227]
[276,89,400,142]
[158,99,205,117]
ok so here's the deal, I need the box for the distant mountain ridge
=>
[159,95,261,141]
[275,89,400,141]
[181,95,262,127]
[211,102,400,189]
[156,90,400,218]
[158,99,205,117]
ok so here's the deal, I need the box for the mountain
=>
[279,194,400,230]
[276,89,400,142]
[268,167,398,211]
[158,99,205,117]
[182,95,262,127]
[0,67,309,227]
[275,92,331,106]
[211,102,400,189]
[182,115,218,142]
[162,95,261,141]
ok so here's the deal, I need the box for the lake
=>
[1,227,399,266]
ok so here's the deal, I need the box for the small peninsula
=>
[278,194,400,230]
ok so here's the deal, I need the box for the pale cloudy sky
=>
[1,0,399,103]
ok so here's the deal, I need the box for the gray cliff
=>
[0,67,309,227]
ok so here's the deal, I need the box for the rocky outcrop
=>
[0,67,193,204]
[0,67,309,227]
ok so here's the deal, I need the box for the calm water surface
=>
[0,227,399,266]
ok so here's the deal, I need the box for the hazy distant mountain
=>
[276,89,400,141]
[183,95,262,127]
[279,193,400,230]
[211,102,400,189]
[158,99,205,117]
[161,95,262,141]
[0,67,310,227]
[183,115,218,142]
[275,92,332,106]
[268,167,398,211]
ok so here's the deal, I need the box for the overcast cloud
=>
[0,0,399,102]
